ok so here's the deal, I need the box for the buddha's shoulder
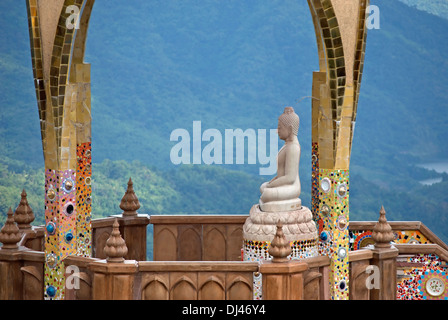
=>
[284,142,301,151]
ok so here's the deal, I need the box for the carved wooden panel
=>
[150,215,247,262]
[198,273,225,300]
[178,225,202,261]
[21,264,43,300]
[154,226,177,261]
[304,270,322,300]
[122,225,147,261]
[227,226,244,261]
[92,273,108,299]
[0,261,23,300]
[203,226,226,261]
[139,263,256,301]
[349,260,370,300]
[142,274,170,300]
[226,273,252,300]
[76,272,92,300]
[170,272,198,300]
[113,274,134,300]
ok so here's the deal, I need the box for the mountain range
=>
[0,0,447,244]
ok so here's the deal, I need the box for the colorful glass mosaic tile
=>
[311,142,320,225]
[349,229,432,252]
[396,254,445,300]
[253,272,263,300]
[395,230,431,245]
[44,169,77,300]
[76,142,92,256]
[319,168,350,300]
[243,239,319,262]
[418,269,448,300]
[349,230,374,251]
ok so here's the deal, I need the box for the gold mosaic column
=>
[26,0,95,299]
[308,0,370,299]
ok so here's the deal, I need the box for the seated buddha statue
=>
[259,106,302,212]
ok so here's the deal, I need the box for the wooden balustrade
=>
[17,214,150,261]
[1,208,447,300]
[63,258,258,300]
[139,261,258,300]
[150,215,247,261]
[395,243,448,261]
[350,221,448,252]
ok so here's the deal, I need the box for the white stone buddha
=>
[243,106,318,260]
[259,106,302,212]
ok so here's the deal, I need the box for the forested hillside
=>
[0,0,447,244]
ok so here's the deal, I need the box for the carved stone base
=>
[243,204,318,242]
[242,204,319,262]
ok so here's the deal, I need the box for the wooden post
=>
[0,208,22,250]
[370,206,398,300]
[118,178,149,261]
[90,260,138,300]
[91,177,149,261]
[120,178,140,217]
[260,261,308,300]
[0,208,44,300]
[259,223,309,300]
[14,190,35,231]
[90,219,137,299]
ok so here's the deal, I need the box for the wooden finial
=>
[14,189,35,230]
[0,208,22,250]
[372,206,395,248]
[268,222,292,262]
[120,178,140,217]
[104,219,128,262]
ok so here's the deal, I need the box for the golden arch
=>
[27,0,95,170]
[308,0,369,169]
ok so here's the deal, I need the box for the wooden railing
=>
[1,213,447,300]
[19,214,150,261]
[138,261,257,300]
[62,247,385,300]
[64,256,258,300]
[395,243,448,261]
[350,221,448,251]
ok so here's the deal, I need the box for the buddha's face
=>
[277,120,290,140]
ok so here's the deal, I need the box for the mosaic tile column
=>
[318,169,350,299]
[307,0,369,300]
[76,142,92,256]
[44,169,77,300]
[72,64,93,257]
[26,0,95,300]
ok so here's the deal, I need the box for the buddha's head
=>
[278,107,300,140]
